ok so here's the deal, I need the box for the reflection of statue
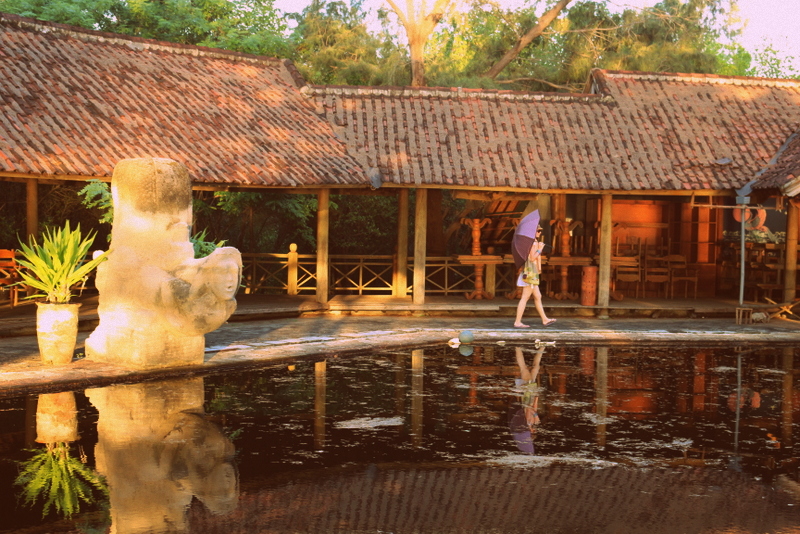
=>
[85,158,242,368]
[86,378,238,534]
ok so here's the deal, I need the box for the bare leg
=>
[515,346,532,380]
[531,285,553,325]
[514,285,533,327]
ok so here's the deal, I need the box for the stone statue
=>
[85,157,242,368]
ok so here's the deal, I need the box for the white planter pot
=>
[36,302,81,365]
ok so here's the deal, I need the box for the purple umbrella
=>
[511,209,541,270]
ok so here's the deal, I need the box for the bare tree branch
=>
[484,0,572,80]
[496,77,579,92]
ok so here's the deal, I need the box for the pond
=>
[2,343,800,533]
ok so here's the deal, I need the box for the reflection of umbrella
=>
[511,210,541,270]
[509,408,535,454]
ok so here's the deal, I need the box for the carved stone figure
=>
[85,157,242,368]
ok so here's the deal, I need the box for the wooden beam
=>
[452,191,540,202]
[395,189,409,297]
[413,189,428,305]
[597,193,613,313]
[316,189,330,304]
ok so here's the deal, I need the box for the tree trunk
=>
[484,0,572,80]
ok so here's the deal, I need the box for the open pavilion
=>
[1,12,799,318]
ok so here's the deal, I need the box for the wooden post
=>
[26,179,38,239]
[413,188,428,305]
[395,189,409,297]
[316,190,330,304]
[287,243,298,295]
[597,194,613,315]
[784,200,798,304]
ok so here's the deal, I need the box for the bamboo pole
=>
[395,189,409,297]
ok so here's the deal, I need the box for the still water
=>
[2,343,800,533]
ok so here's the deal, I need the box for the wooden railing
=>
[240,246,520,297]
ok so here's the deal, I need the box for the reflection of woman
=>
[508,347,545,454]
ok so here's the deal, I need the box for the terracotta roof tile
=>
[306,70,800,192]
[0,13,364,186]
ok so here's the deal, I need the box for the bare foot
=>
[543,318,557,326]
[513,323,530,328]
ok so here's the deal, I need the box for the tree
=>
[382,0,454,86]
[484,0,571,79]
[0,0,290,56]
[291,0,408,85]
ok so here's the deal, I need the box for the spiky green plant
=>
[15,442,108,519]
[16,221,108,303]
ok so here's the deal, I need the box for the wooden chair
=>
[664,254,698,299]
[0,249,22,307]
[644,256,670,298]
[613,261,642,298]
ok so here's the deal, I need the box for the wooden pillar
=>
[395,189,409,297]
[26,179,38,239]
[413,188,428,305]
[784,199,798,304]
[316,190,330,304]
[597,194,613,315]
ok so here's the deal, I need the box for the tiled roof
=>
[3,12,800,194]
[752,129,800,196]
[0,13,365,187]
[304,70,800,192]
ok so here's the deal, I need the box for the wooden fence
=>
[240,245,518,297]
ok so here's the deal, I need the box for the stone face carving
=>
[85,157,242,368]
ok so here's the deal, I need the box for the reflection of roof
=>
[188,464,800,532]
[305,70,800,192]
[0,13,365,187]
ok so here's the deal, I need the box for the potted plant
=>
[16,221,107,365]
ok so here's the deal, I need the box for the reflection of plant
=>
[15,442,108,519]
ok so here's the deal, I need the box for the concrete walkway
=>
[1,295,799,397]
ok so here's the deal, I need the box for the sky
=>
[273,0,800,75]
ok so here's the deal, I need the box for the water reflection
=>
[86,378,238,534]
[5,344,800,533]
[15,391,107,519]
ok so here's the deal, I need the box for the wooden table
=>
[456,255,504,300]
[547,256,594,300]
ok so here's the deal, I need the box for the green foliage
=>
[77,179,113,226]
[290,0,408,85]
[191,228,226,258]
[15,442,108,519]
[0,0,290,56]
[329,195,397,254]
[16,221,107,303]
